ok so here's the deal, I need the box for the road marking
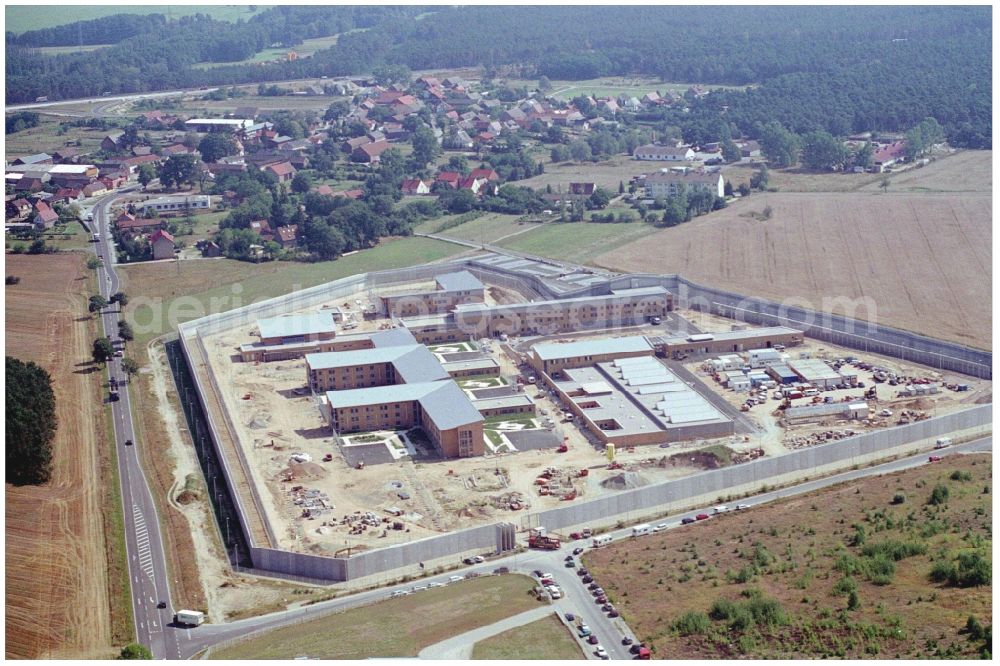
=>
[132,504,156,579]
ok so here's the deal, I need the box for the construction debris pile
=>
[535,466,586,500]
[490,491,527,511]
[290,485,333,518]
[731,447,765,464]
[784,429,857,450]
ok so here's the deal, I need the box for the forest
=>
[5,6,991,147]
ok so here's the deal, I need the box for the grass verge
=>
[209,574,545,659]
[471,612,586,659]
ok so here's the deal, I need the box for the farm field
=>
[4,254,121,658]
[497,220,658,264]
[504,76,746,101]
[583,453,992,659]
[518,154,651,192]
[415,212,536,243]
[192,32,356,69]
[595,153,992,349]
[471,613,585,660]
[5,5,269,33]
[4,116,107,160]
[859,150,992,193]
[35,44,112,56]
[209,575,544,659]
[120,236,465,345]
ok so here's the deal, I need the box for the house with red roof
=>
[351,140,390,164]
[7,198,32,221]
[263,161,296,183]
[469,168,499,182]
[401,179,431,196]
[33,201,60,229]
[872,141,907,172]
[335,189,364,200]
[275,224,299,248]
[150,229,175,260]
[51,188,84,205]
[435,171,461,189]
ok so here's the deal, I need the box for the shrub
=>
[949,470,972,482]
[891,493,906,505]
[929,560,954,583]
[952,551,991,587]
[672,611,711,636]
[847,590,861,610]
[832,576,857,596]
[861,540,927,561]
[928,484,950,506]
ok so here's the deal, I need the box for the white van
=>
[934,437,952,449]
[803,388,820,397]
[631,523,652,537]
[713,505,730,514]
[592,534,613,548]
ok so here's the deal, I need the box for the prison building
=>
[440,357,501,378]
[257,313,338,345]
[379,270,485,317]
[549,356,733,447]
[306,344,448,392]
[400,287,672,344]
[471,394,536,418]
[323,381,484,457]
[785,401,869,422]
[766,363,799,385]
[786,358,848,389]
[530,336,654,376]
[239,322,416,362]
[649,326,804,357]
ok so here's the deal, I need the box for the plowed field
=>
[5,254,115,658]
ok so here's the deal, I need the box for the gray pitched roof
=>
[326,381,483,430]
[435,270,484,293]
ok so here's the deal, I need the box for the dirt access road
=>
[596,151,992,349]
[4,253,116,658]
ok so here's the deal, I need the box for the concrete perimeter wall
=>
[176,253,992,584]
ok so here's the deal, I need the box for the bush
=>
[928,484,950,505]
[672,611,711,636]
[949,470,972,482]
[709,590,788,632]
[929,560,954,583]
[891,493,906,505]
[861,540,927,562]
[832,576,857,596]
[952,551,991,587]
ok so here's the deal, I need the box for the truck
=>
[174,610,205,626]
[527,528,561,550]
[592,534,613,548]
[631,523,652,537]
[934,437,952,450]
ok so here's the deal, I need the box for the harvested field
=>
[583,453,992,659]
[209,574,545,659]
[595,164,991,349]
[4,254,119,658]
[498,220,657,264]
[859,150,992,193]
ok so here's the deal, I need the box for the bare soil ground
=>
[596,153,992,349]
[582,453,992,659]
[4,254,118,658]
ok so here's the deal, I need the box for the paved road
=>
[91,189,186,659]
[7,88,219,112]
[174,436,989,658]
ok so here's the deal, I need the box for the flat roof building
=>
[440,357,501,378]
[650,326,803,357]
[141,195,211,215]
[531,336,653,375]
[549,356,732,446]
[787,358,844,389]
[323,381,484,457]
[471,394,535,418]
[257,312,338,345]
[379,270,485,317]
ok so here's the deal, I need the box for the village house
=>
[644,171,725,199]
[275,224,299,248]
[149,229,175,260]
[569,182,596,196]
[263,161,297,183]
[351,140,390,164]
[401,179,431,195]
[33,201,59,229]
[6,198,32,221]
[82,181,108,198]
[872,141,907,172]
[12,153,53,166]
[102,132,125,152]
[634,144,696,161]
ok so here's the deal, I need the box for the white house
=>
[633,144,696,161]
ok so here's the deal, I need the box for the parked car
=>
[578,625,592,637]
[608,609,619,618]
[564,555,574,562]
[125,439,133,446]
[928,455,942,462]
[493,566,510,574]
[532,569,543,577]
[588,582,600,590]
[573,547,584,555]
[565,560,576,568]
[577,568,588,576]
[582,575,593,583]
[595,646,609,659]
[622,637,634,646]
[588,634,600,645]
[565,612,575,622]
[156,601,167,609]
[473,555,484,563]
[681,517,696,525]
[736,504,751,510]
[695,513,710,521]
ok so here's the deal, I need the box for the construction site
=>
[180,252,991,579]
